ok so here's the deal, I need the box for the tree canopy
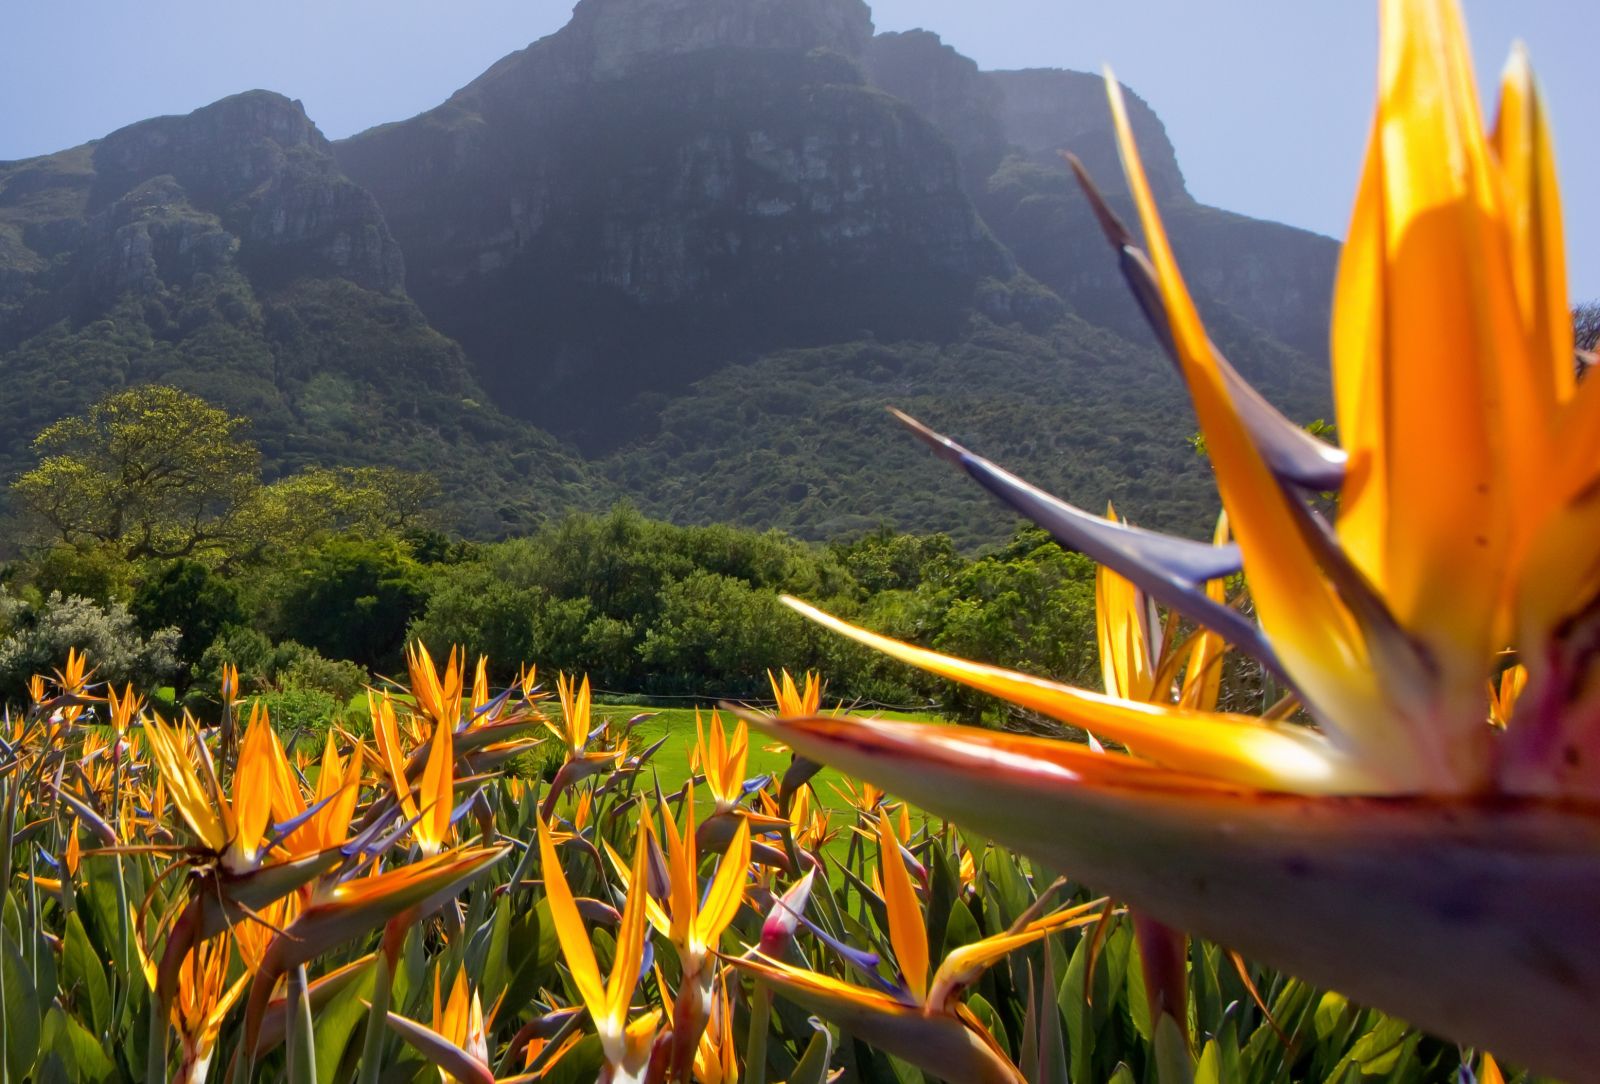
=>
[12,385,437,563]
[14,385,259,560]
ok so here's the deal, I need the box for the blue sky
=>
[3,1,1596,299]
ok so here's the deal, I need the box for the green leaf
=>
[501,899,558,1017]
[1126,935,1152,1043]
[924,840,958,959]
[1153,1012,1194,1084]
[286,966,319,1084]
[1314,991,1350,1042]
[981,845,1030,927]
[787,1019,837,1084]
[358,954,394,1084]
[941,896,982,959]
[1060,932,1092,1084]
[314,959,379,1083]
[481,897,512,999]
[966,992,1009,1056]
[1030,936,1068,1084]
[1195,1039,1222,1084]
[1,929,42,1083]
[1345,1015,1413,1075]
[43,1006,116,1084]
[77,855,136,999]
[63,912,112,1038]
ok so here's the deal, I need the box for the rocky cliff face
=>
[865,47,1336,364]
[337,0,1011,450]
[0,92,598,535]
[986,68,1189,203]
[568,0,874,79]
[982,67,1336,357]
[0,91,403,348]
[864,30,1008,188]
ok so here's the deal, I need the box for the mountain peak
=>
[567,0,874,79]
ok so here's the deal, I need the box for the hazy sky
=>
[4,1,1596,298]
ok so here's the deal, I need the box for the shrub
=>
[274,536,428,669]
[0,590,180,700]
[130,559,245,689]
[250,685,345,743]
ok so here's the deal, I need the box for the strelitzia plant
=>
[733,810,1106,1084]
[539,813,663,1083]
[383,967,495,1084]
[170,934,251,1084]
[693,709,787,848]
[750,0,1600,1077]
[374,691,456,856]
[540,673,623,816]
[607,783,752,1080]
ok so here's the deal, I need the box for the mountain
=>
[0,91,602,536]
[865,29,1338,360]
[335,0,1016,452]
[0,0,1341,547]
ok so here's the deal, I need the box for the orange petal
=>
[731,954,1024,1084]
[781,598,1377,794]
[877,810,928,1002]
[1331,0,1526,715]
[537,815,607,1021]
[750,710,1600,1082]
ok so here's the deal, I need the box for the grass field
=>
[587,702,946,869]
[597,702,938,808]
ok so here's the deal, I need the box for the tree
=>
[130,560,244,690]
[239,466,440,554]
[273,537,428,669]
[14,386,259,560]
[12,386,438,564]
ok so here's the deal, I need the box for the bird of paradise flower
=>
[747,0,1600,1077]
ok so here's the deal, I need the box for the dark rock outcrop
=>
[0,91,404,348]
[864,30,1008,188]
[338,0,1010,450]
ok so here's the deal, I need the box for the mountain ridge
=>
[0,0,1339,546]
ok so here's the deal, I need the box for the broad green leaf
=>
[1345,1015,1413,1075]
[1195,1039,1222,1084]
[1153,1012,1194,1084]
[1060,932,1092,1084]
[787,1020,837,1084]
[1032,937,1068,1084]
[358,954,394,1084]
[43,1006,116,1084]
[63,912,111,1037]
[287,967,318,1084]
[1126,935,1153,1043]
[502,899,559,1016]
[1315,991,1351,1042]
[925,841,959,959]
[941,899,982,963]
[481,897,512,998]
[2,930,41,1083]
[981,846,1030,927]
[315,959,379,1083]
[966,992,1009,1056]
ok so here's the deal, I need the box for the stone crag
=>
[337,0,1014,450]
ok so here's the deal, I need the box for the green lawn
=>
[589,703,946,869]
[595,703,937,810]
